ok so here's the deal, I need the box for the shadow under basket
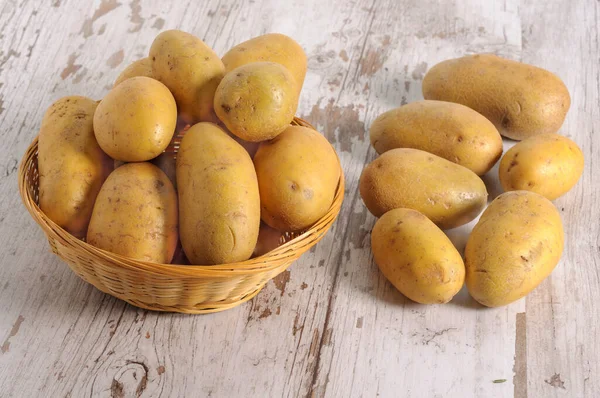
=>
[19,117,345,314]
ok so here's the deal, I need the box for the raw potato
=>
[222,33,307,96]
[465,191,564,307]
[254,126,340,231]
[253,223,284,258]
[371,208,465,304]
[87,162,178,263]
[422,54,571,140]
[113,57,153,87]
[214,62,298,142]
[499,133,584,200]
[94,76,177,161]
[370,100,503,175]
[150,30,225,123]
[359,148,487,229]
[38,96,113,239]
[177,123,260,264]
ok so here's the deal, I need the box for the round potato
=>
[94,76,177,162]
[214,62,298,142]
[465,191,564,307]
[359,148,487,229]
[499,133,584,200]
[38,96,113,239]
[422,54,570,140]
[254,126,340,231]
[113,57,153,87]
[87,162,178,263]
[150,30,225,123]
[222,33,307,96]
[372,208,465,304]
[177,122,260,264]
[370,100,503,175]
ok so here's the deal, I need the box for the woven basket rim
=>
[19,117,345,278]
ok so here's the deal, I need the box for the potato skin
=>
[222,33,307,96]
[94,76,177,162]
[214,62,298,142]
[422,54,570,140]
[359,148,487,229]
[113,57,153,87]
[38,96,113,239]
[254,126,340,231]
[87,162,178,263]
[372,208,465,304]
[370,100,503,175]
[499,133,584,200]
[465,191,564,307]
[177,123,260,264]
[150,30,225,123]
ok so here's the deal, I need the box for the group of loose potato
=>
[38,30,340,266]
[362,54,584,307]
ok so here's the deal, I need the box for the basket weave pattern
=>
[19,118,344,314]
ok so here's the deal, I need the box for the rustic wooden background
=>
[1,0,598,397]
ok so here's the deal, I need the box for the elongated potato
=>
[87,162,178,263]
[499,133,584,200]
[370,100,503,175]
[222,33,307,96]
[372,208,465,304]
[422,54,570,140]
[177,123,260,264]
[359,148,487,229]
[465,191,564,307]
[38,96,113,238]
[150,30,225,123]
[113,57,153,87]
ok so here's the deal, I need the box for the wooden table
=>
[1,1,598,397]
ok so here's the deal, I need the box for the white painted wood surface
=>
[0,0,598,397]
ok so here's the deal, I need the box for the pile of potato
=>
[362,54,584,307]
[37,30,340,265]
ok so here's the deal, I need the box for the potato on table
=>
[423,54,570,140]
[113,57,153,87]
[38,96,113,239]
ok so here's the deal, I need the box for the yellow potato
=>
[150,152,177,190]
[359,148,487,229]
[252,223,284,257]
[214,62,298,142]
[177,122,260,264]
[254,126,340,231]
[370,100,503,175]
[87,162,178,263]
[423,54,570,140]
[94,76,177,161]
[113,57,153,87]
[465,191,564,307]
[150,30,225,123]
[222,33,307,96]
[38,96,113,239]
[499,133,584,200]
[372,208,465,304]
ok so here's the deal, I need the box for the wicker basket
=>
[19,118,344,314]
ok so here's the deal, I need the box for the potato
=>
[370,100,503,175]
[150,30,225,123]
[214,62,298,142]
[38,96,113,239]
[252,223,284,257]
[222,33,307,96]
[177,122,260,264]
[359,148,487,229]
[465,191,564,307]
[113,57,153,87]
[422,54,570,140]
[254,126,340,231]
[499,133,584,200]
[150,152,177,190]
[94,76,177,162]
[372,208,465,304]
[87,162,178,263]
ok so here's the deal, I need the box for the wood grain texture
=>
[0,0,598,397]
